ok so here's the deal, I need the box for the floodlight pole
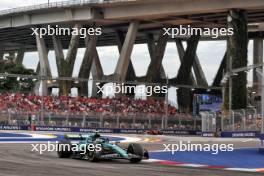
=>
[41,77,44,125]
[165,75,169,130]
[261,70,264,134]
[228,54,233,113]
[229,73,232,112]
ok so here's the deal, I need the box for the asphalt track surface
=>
[0,134,263,176]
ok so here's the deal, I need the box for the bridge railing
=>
[0,0,137,16]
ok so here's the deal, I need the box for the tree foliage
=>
[0,60,36,92]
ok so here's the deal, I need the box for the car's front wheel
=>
[127,143,143,163]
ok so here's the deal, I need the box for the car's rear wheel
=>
[127,143,143,163]
[57,140,72,158]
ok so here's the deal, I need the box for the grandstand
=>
[0,92,197,130]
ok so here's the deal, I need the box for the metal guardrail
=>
[0,109,199,130]
[221,108,261,132]
[0,0,137,16]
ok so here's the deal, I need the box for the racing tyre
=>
[127,143,143,163]
[57,140,72,158]
[87,150,100,162]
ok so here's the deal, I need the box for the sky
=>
[0,0,261,103]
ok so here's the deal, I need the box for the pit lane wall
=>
[0,125,200,135]
[201,131,261,138]
[1,125,262,138]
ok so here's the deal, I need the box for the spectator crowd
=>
[0,93,192,118]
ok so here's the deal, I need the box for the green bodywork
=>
[65,133,129,159]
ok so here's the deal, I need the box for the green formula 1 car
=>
[57,132,149,163]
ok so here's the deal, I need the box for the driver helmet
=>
[94,130,101,138]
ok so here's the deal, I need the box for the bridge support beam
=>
[226,9,248,110]
[114,22,138,82]
[36,34,49,96]
[175,39,196,112]
[146,31,168,83]
[15,48,25,65]
[175,39,207,86]
[253,37,263,95]
[115,30,136,97]
[147,33,166,80]
[34,49,50,95]
[52,23,81,96]
[193,52,208,87]
[0,46,4,61]
[175,39,196,85]
[212,53,227,87]
[36,49,50,74]
[79,33,98,97]
[146,32,168,99]
[175,35,200,112]
[91,50,104,98]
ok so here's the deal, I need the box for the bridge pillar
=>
[36,34,49,96]
[253,37,263,95]
[146,31,168,83]
[147,33,166,80]
[114,22,138,98]
[176,39,207,86]
[15,48,25,65]
[227,9,248,110]
[146,32,168,99]
[35,49,50,74]
[34,49,50,95]
[212,53,227,87]
[114,22,138,82]
[33,81,41,95]
[115,30,136,98]
[193,51,208,87]
[175,39,196,85]
[52,23,81,96]
[79,32,98,97]
[0,46,4,61]
[175,39,196,113]
[175,35,200,113]
[91,50,104,98]
[36,63,40,74]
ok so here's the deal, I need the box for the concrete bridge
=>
[0,0,264,112]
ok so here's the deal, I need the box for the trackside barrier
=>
[0,125,262,138]
[0,125,201,135]
[0,125,22,130]
[200,111,217,137]
[201,132,217,137]
[222,108,260,132]
[259,134,264,154]
[221,131,260,138]
[200,112,216,132]
[201,131,261,138]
